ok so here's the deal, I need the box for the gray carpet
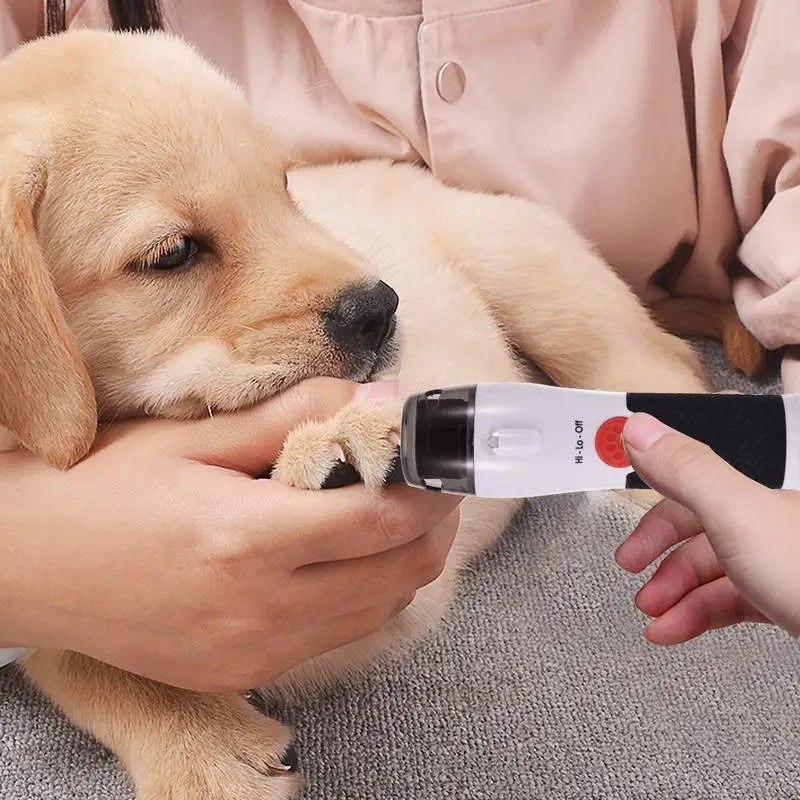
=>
[2,340,798,800]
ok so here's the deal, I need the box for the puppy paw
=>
[135,696,300,800]
[271,401,403,491]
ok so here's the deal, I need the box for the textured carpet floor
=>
[1,341,798,800]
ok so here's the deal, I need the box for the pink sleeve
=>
[722,0,800,390]
[0,0,42,57]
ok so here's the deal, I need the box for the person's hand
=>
[0,378,461,692]
[614,412,800,644]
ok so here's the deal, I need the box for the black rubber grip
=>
[623,393,786,490]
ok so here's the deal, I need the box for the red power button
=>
[595,416,630,468]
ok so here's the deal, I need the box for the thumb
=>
[621,413,769,548]
[177,378,401,475]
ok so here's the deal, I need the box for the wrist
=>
[0,562,38,651]
[0,458,60,652]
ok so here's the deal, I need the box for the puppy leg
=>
[22,650,301,800]
[427,190,710,395]
[426,189,713,512]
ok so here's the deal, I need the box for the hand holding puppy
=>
[0,377,461,693]
[616,412,800,643]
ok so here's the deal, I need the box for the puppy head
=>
[0,30,399,467]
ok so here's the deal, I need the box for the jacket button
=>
[436,62,466,102]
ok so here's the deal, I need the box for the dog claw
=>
[264,743,299,774]
[244,689,269,716]
[280,745,299,772]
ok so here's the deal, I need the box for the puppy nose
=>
[324,280,399,353]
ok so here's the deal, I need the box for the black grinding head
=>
[399,386,476,494]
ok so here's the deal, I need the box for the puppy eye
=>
[150,237,200,271]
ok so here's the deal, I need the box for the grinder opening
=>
[399,385,476,494]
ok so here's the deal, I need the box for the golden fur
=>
[0,29,747,800]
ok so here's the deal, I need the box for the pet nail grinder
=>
[396,383,800,498]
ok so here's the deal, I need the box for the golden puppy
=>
[0,28,737,800]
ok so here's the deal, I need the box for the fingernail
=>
[622,413,670,452]
[354,380,402,405]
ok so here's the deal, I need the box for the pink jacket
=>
[4,1,800,388]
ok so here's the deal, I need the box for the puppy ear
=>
[0,153,97,469]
